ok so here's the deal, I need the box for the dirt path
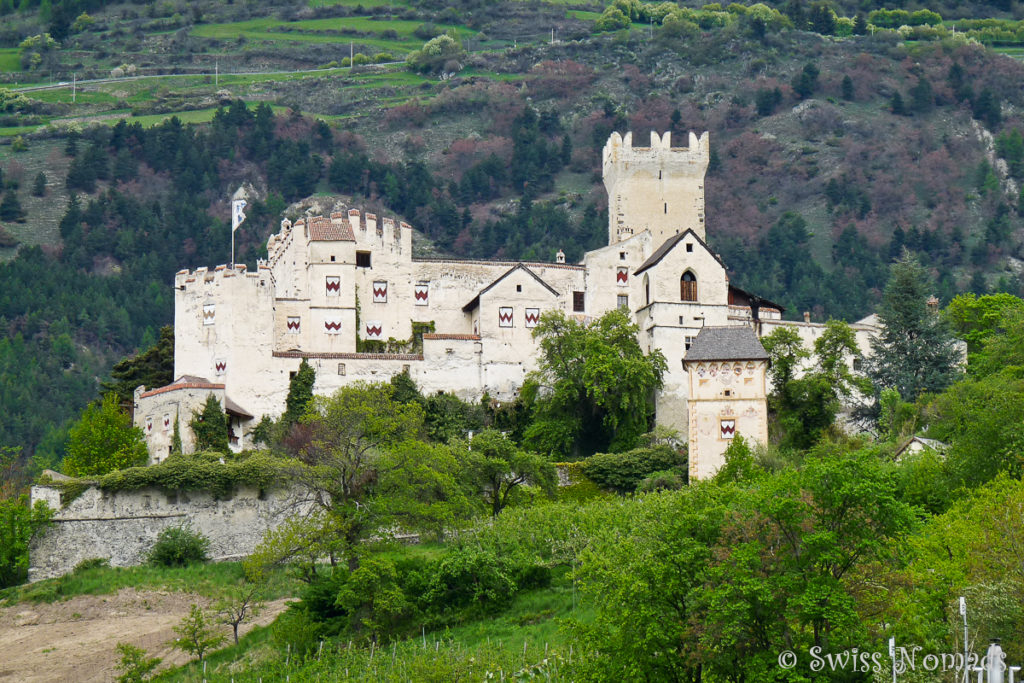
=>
[0,588,292,682]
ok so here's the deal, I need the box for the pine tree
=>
[866,253,961,403]
[890,91,906,116]
[31,172,46,197]
[841,75,854,101]
[171,410,182,455]
[852,13,868,35]
[0,189,24,222]
[282,359,315,426]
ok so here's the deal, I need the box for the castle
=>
[134,131,879,479]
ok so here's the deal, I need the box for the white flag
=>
[231,199,247,232]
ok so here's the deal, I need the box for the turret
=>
[602,130,710,246]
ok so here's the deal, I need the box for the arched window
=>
[644,274,650,305]
[680,271,697,302]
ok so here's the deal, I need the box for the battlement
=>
[175,263,269,293]
[602,131,709,174]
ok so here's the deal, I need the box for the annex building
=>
[135,130,879,479]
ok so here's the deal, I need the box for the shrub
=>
[73,557,110,573]
[114,642,161,683]
[636,469,685,492]
[581,445,687,493]
[148,524,210,567]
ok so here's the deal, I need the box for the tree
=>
[215,583,264,644]
[852,13,868,34]
[755,87,782,116]
[464,429,556,515]
[524,308,667,459]
[909,77,934,114]
[791,62,820,99]
[171,604,225,661]
[841,74,854,101]
[114,643,161,683]
[282,358,315,427]
[808,1,836,34]
[101,326,174,404]
[945,293,1024,357]
[0,189,24,222]
[890,91,906,116]
[867,253,961,402]
[762,320,869,448]
[31,172,46,197]
[0,495,52,588]
[190,394,229,454]
[63,394,148,476]
[275,383,469,570]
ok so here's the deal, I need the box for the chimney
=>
[803,311,811,323]
[556,249,565,264]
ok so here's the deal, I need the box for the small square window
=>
[338,363,346,376]
[853,357,863,372]
[330,255,336,262]
[679,316,685,325]
[619,252,626,260]
[686,243,693,253]
[356,251,371,268]
[724,390,732,397]
[289,371,297,379]
[617,294,628,309]
[516,284,522,292]
[573,291,585,312]
[685,335,695,350]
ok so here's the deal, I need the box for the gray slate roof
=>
[684,326,769,362]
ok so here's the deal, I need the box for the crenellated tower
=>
[602,130,710,246]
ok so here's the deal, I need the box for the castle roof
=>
[634,229,727,276]
[684,326,769,362]
[462,264,559,312]
[306,216,354,242]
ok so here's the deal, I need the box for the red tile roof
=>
[306,216,355,242]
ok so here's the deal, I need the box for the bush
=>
[148,524,210,567]
[73,557,110,573]
[581,445,687,494]
[636,469,685,492]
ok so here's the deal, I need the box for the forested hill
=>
[3,0,1024,470]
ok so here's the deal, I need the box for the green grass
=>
[163,566,591,682]
[191,16,474,52]
[0,561,299,606]
[309,0,409,7]
[567,9,601,20]
[0,48,20,73]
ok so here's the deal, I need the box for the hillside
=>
[1,0,1024,465]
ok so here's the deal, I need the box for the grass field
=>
[0,561,298,605]
[0,48,20,73]
[191,16,475,53]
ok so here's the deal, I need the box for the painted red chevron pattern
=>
[146,419,152,432]
[414,289,428,301]
[163,417,170,429]
[215,361,227,373]
[720,421,736,437]
[373,286,387,299]
[498,310,513,325]
[202,309,216,320]
[365,324,382,337]
[325,278,341,292]
[525,310,540,325]
[324,321,342,332]
[286,319,301,331]
[616,269,628,283]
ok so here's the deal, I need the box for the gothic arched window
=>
[681,271,697,302]
[644,274,650,305]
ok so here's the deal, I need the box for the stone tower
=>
[602,130,710,246]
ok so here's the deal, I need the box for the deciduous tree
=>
[63,393,148,476]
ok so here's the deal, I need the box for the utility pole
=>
[72,72,75,103]
[350,41,354,69]
[215,59,218,86]
[961,597,969,683]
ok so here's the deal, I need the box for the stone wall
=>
[29,484,306,582]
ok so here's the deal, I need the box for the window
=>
[644,275,650,305]
[372,281,388,303]
[356,251,371,268]
[685,335,695,350]
[337,363,346,376]
[330,255,336,262]
[516,284,522,292]
[686,243,693,253]
[853,357,863,372]
[498,307,513,327]
[680,272,697,302]
[617,295,628,309]
[573,291,585,312]
[679,316,685,325]
[619,251,626,261]
[720,419,736,439]
[664,202,668,214]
